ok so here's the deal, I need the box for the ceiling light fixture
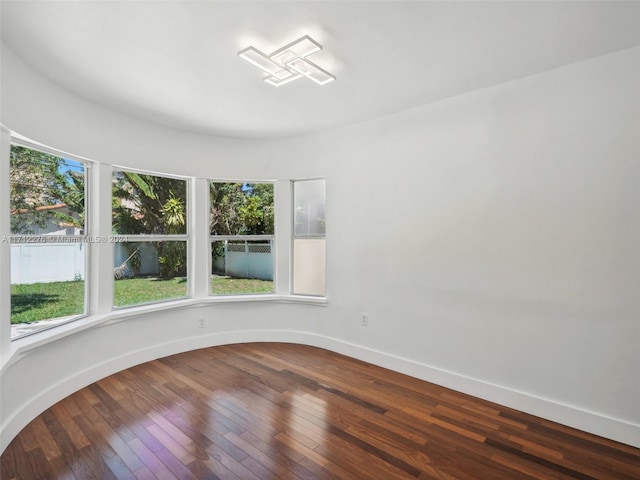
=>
[239,35,335,87]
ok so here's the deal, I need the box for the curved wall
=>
[2,42,640,451]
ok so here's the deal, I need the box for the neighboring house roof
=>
[10,203,68,215]
[11,203,80,231]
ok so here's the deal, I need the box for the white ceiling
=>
[3,1,640,139]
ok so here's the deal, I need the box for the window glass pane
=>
[11,281,85,339]
[114,241,187,307]
[292,238,326,296]
[294,179,325,236]
[112,171,187,235]
[210,182,274,235]
[211,240,274,295]
[9,144,87,338]
[10,145,85,235]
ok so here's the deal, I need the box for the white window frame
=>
[111,167,190,309]
[8,137,91,340]
[291,178,326,297]
[208,180,276,296]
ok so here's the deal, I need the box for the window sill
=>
[207,294,328,306]
[2,294,326,374]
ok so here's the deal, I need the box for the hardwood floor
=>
[1,343,639,479]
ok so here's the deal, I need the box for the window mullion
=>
[275,180,292,295]
[209,235,274,241]
[90,162,114,315]
[113,234,188,242]
[191,178,210,299]
[0,126,11,351]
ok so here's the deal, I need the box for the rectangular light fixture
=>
[270,35,322,65]
[286,57,336,85]
[239,35,335,87]
[238,46,293,80]
[264,73,303,87]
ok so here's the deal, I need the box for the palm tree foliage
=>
[112,172,186,277]
[112,172,186,235]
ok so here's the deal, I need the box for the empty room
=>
[1,1,639,479]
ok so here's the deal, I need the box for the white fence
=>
[11,243,159,284]
[11,241,273,284]
[11,243,85,284]
[213,241,273,281]
[114,243,160,276]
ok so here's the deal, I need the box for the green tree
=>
[209,182,245,235]
[243,183,274,235]
[9,146,80,234]
[209,182,274,235]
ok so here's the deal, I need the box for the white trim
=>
[3,295,327,366]
[191,178,210,299]
[5,135,92,342]
[90,162,114,315]
[112,165,189,181]
[209,235,274,241]
[8,235,91,243]
[209,178,277,186]
[275,180,292,295]
[82,164,91,316]
[1,329,638,454]
[11,134,94,167]
[10,314,89,342]
[112,234,188,242]
[0,127,12,355]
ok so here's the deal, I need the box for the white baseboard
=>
[311,335,640,449]
[2,330,638,452]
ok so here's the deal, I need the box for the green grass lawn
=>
[11,276,274,324]
[113,276,188,307]
[11,280,85,324]
[211,275,273,295]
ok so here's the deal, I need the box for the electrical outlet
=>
[361,313,368,326]
[197,318,205,328]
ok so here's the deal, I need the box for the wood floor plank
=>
[40,409,95,480]
[152,446,198,480]
[91,420,144,474]
[126,437,168,475]
[9,437,38,480]
[77,443,119,480]
[51,403,92,451]
[3,343,639,479]
[146,424,196,466]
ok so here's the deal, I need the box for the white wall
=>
[1,41,639,452]
[306,44,640,426]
